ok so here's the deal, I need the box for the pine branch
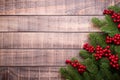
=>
[115,46,120,54]
[60,5,120,80]
[108,6,120,13]
[110,44,116,54]
[89,33,107,47]
[92,17,106,28]
[95,71,104,80]
[101,68,112,80]
[100,58,110,64]
[79,50,91,59]
[113,73,120,80]
[83,72,91,80]
[101,15,119,36]
[84,58,98,74]
[60,68,73,80]
[66,65,83,80]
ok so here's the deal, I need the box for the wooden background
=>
[0,0,119,80]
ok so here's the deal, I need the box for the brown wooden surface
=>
[0,0,117,80]
[0,0,114,15]
[0,49,80,66]
[0,16,101,32]
[0,33,88,49]
[0,67,62,80]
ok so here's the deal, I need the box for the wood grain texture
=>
[0,0,114,15]
[0,0,116,79]
[0,33,89,49]
[0,67,63,80]
[0,16,102,32]
[0,67,9,80]
[0,49,81,66]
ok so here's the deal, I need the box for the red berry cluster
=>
[83,43,95,53]
[106,36,113,44]
[65,60,86,74]
[106,34,120,45]
[109,55,119,69]
[93,45,119,69]
[113,34,120,45]
[103,9,114,15]
[94,45,104,60]
[94,45,111,60]
[103,9,120,29]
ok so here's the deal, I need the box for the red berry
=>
[118,24,120,29]
[65,59,71,64]
[106,46,110,49]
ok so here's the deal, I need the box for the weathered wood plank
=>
[0,16,102,32]
[0,49,81,66]
[0,33,89,49]
[0,67,63,80]
[0,67,9,80]
[115,0,120,5]
[0,0,114,15]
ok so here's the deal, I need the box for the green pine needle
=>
[92,17,106,28]
[108,6,120,13]
[79,50,91,59]
[60,6,120,80]
[89,33,107,47]
[101,15,120,36]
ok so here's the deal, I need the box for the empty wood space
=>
[0,0,117,80]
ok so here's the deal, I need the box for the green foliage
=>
[83,72,91,80]
[118,60,120,64]
[115,46,120,53]
[60,66,83,80]
[101,68,112,80]
[95,71,104,80]
[60,68,73,80]
[100,62,110,69]
[60,6,120,80]
[113,73,120,80]
[79,50,91,59]
[110,44,116,54]
[69,65,83,80]
[89,33,107,47]
[101,15,119,37]
[71,57,78,61]
[92,17,106,27]
[108,6,120,13]
[100,58,109,64]
[67,65,83,80]
[84,58,98,74]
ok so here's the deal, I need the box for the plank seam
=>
[0,31,102,33]
[0,15,104,16]
[0,48,82,50]
[0,66,65,67]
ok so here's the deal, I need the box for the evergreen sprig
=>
[60,6,120,80]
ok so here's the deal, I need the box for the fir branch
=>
[60,68,73,80]
[100,58,109,64]
[112,73,120,80]
[101,15,119,36]
[110,44,116,54]
[108,6,120,13]
[66,65,83,80]
[83,72,91,80]
[101,68,112,80]
[89,33,107,47]
[92,17,106,28]
[60,5,120,80]
[95,71,104,80]
[79,50,91,59]
[84,58,98,74]
[115,46,120,54]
